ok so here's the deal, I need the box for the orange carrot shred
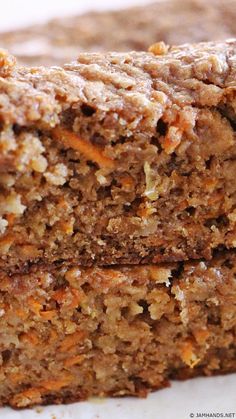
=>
[63,354,85,367]
[20,331,39,345]
[69,288,83,309]
[27,297,42,315]
[16,308,28,319]
[59,330,86,352]
[14,388,42,399]
[49,329,58,343]
[180,340,200,368]
[193,328,210,345]
[53,287,83,309]
[40,310,57,320]
[39,375,73,391]
[53,288,67,303]
[52,126,114,170]
[9,372,25,384]
[6,213,16,226]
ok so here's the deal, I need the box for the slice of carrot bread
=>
[0,0,236,65]
[0,251,235,407]
[0,41,235,269]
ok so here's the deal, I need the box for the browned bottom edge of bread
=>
[0,251,236,407]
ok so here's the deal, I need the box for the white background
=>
[0,0,155,31]
[0,1,236,418]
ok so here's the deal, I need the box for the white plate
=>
[0,1,235,417]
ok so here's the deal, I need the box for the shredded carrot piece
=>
[40,310,57,320]
[68,288,83,309]
[52,126,114,170]
[53,288,68,303]
[176,199,188,211]
[20,331,39,345]
[19,244,40,258]
[11,387,43,407]
[23,388,42,398]
[63,354,85,368]
[6,213,16,226]
[49,329,58,343]
[40,375,73,391]
[15,308,28,319]
[57,197,69,209]
[137,204,156,218]
[193,328,210,345]
[27,297,42,315]
[119,175,134,190]
[53,287,83,309]
[9,372,25,384]
[180,340,201,368]
[0,234,14,253]
[59,220,74,235]
[208,192,224,205]
[162,125,182,154]
[59,330,86,352]
[204,178,218,191]
[16,388,42,398]
[149,42,169,56]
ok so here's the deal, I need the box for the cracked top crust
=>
[0,40,235,131]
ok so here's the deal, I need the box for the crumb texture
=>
[0,252,235,407]
[0,16,235,407]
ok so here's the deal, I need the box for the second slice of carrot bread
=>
[0,41,235,269]
[0,251,236,407]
